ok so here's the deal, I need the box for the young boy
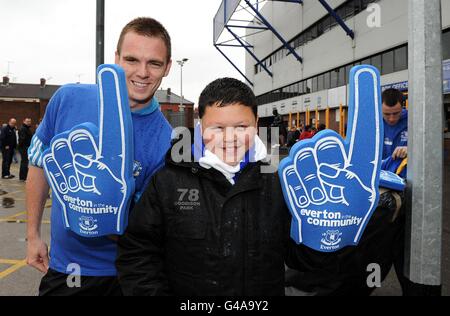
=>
[116,78,292,296]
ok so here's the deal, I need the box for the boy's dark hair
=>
[198,78,257,118]
[117,17,171,61]
[382,88,403,107]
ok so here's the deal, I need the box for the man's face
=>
[201,103,257,166]
[382,102,402,126]
[24,118,32,126]
[115,32,172,111]
[9,119,16,128]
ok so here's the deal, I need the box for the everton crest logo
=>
[79,216,98,232]
[321,230,342,247]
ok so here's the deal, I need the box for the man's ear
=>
[114,52,120,64]
[164,59,172,77]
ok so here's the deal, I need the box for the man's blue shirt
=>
[383,109,408,160]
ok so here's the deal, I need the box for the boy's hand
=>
[279,65,383,252]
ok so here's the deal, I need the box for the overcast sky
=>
[0,0,246,105]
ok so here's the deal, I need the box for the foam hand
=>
[279,66,383,252]
[43,65,135,237]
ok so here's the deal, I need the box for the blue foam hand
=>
[43,65,135,237]
[279,65,383,252]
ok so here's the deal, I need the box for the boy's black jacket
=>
[116,144,292,296]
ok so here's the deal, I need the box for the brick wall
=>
[0,100,45,131]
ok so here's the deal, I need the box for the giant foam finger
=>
[97,65,133,173]
[346,65,383,188]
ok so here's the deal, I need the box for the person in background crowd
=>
[0,118,17,179]
[18,118,33,181]
[287,125,300,147]
[299,125,314,141]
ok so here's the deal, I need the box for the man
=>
[270,109,287,147]
[18,118,33,181]
[382,88,408,162]
[0,118,17,179]
[26,17,173,296]
[381,87,409,295]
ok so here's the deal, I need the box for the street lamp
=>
[176,58,188,112]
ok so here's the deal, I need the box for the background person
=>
[0,118,17,179]
[18,118,33,181]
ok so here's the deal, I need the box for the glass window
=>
[312,76,318,92]
[324,72,331,90]
[394,46,408,72]
[338,66,346,86]
[310,25,318,40]
[323,16,331,32]
[306,78,312,93]
[353,0,362,14]
[361,58,371,66]
[317,21,324,37]
[330,69,338,88]
[371,54,382,73]
[317,74,324,91]
[344,64,353,84]
[382,50,394,75]
[443,31,450,60]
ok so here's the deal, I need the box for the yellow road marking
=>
[3,190,23,196]
[0,260,27,280]
[7,211,26,219]
[0,259,22,265]
[0,219,50,224]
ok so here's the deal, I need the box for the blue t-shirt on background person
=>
[382,109,408,160]
[28,84,172,276]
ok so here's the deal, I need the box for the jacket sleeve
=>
[18,127,26,147]
[116,175,170,296]
[0,127,4,147]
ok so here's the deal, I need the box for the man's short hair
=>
[116,17,171,61]
[382,88,404,107]
[198,78,257,119]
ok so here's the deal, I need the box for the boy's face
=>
[201,103,258,166]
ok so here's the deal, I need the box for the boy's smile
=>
[201,103,258,166]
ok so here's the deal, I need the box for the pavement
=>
[0,163,51,296]
[0,159,448,296]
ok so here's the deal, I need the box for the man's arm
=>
[26,166,50,273]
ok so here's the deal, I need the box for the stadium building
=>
[214,0,450,134]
